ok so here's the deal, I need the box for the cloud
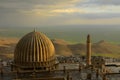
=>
[51,8,86,14]
[87,0,120,5]
[0,0,82,16]
[0,0,80,9]
[0,0,120,27]
[76,0,120,6]
[64,18,120,25]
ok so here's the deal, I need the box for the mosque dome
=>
[14,31,56,70]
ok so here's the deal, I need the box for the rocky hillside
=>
[0,38,120,59]
[93,40,120,54]
[53,39,120,57]
[0,38,18,60]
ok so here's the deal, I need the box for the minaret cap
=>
[87,34,90,43]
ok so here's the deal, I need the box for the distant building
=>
[92,57,105,69]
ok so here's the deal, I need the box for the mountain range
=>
[53,39,120,58]
[0,38,120,60]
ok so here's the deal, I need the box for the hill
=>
[53,39,120,58]
[92,40,120,57]
[0,38,120,60]
[52,39,72,56]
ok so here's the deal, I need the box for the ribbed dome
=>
[14,31,55,69]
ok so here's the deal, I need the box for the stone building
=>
[13,30,58,71]
[91,57,105,69]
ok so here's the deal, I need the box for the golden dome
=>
[14,31,55,69]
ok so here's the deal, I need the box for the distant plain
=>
[0,25,120,59]
[0,25,120,44]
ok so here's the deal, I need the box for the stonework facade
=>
[13,31,57,71]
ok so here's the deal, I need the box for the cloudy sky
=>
[0,0,120,27]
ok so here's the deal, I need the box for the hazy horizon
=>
[0,26,120,44]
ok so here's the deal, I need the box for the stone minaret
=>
[86,34,91,66]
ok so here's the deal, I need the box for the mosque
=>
[0,30,119,80]
[13,30,93,71]
[13,30,58,71]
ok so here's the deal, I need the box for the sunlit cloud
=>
[0,0,120,27]
[51,8,86,14]
[81,5,120,14]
